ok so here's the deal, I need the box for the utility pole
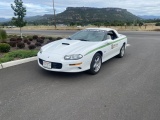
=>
[53,0,56,29]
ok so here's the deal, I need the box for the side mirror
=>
[107,39,113,45]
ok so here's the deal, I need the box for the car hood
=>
[42,39,98,55]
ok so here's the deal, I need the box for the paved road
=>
[0,31,160,120]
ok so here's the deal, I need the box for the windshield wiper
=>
[78,39,89,41]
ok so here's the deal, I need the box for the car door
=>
[106,31,121,58]
[101,32,114,62]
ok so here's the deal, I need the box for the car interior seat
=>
[107,35,112,40]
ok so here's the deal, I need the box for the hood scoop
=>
[62,43,70,45]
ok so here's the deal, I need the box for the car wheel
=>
[117,44,125,58]
[88,53,102,75]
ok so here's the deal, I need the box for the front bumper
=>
[37,52,90,72]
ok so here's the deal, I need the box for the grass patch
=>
[0,50,38,63]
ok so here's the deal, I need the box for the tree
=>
[126,22,132,26]
[93,22,101,28]
[144,24,147,29]
[70,22,75,26]
[0,29,7,42]
[138,22,143,28]
[155,22,160,26]
[104,21,110,27]
[11,0,27,38]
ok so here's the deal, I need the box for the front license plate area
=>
[43,61,51,69]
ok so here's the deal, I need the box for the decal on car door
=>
[111,43,118,49]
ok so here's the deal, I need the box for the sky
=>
[0,0,160,18]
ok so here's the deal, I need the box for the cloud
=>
[0,0,160,18]
[24,3,52,15]
[0,1,14,18]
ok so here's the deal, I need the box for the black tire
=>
[117,44,125,58]
[88,53,102,75]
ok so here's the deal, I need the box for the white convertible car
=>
[38,28,127,74]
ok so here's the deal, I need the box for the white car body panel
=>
[37,28,127,72]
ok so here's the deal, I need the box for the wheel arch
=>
[96,51,103,57]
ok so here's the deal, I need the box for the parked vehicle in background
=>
[6,26,16,28]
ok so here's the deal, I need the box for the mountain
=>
[24,15,44,22]
[26,7,140,25]
[55,7,140,23]
[139,15,160,19]
[0,18,10,22]
[0,16,43,23]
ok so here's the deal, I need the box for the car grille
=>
[39,58,62,69]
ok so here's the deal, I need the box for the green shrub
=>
[33,35,38,39]
[37,38,44,43]
[56,37,62,40]
[29,38,33,41]
[35,42,41,46]
[17,37,22,43]
[27,41,31,45]
[23,39,28,43]
[48,37,57,41]
[1,41,7,43]
[8,35,14,38]
[28,44,36,50]
[40,36,45,40]
[10,38,17,42]
[17,42,25,49]
[0,43,10,53]
[0,29,7,42]
[155,22,160,26]
[8,41,17,47]
[48,37,53,40]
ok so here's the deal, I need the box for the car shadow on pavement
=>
[35,67,97,83]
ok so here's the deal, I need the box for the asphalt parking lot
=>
[0,31,160,120]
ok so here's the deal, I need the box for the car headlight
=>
[64,54,83,60]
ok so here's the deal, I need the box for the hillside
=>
[0,18,10,22]
[1,7,140,25]
[138,15,160,20]
[56,7,140,23]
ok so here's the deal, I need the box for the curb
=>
[0,56,37,69]
[0,64,2,69]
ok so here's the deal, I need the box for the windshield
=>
[68,30,107,42]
